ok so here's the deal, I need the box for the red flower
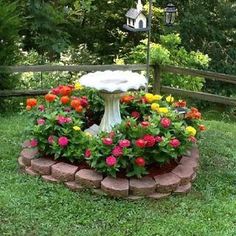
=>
[140,97,148,104]
[169,138,181,148]
[102,137,113,146]
[174,100,187,108]
[186,107,202,119]
[80,97,89,107]
[85,149,92,158]
[30,139,38,147]
[60,96,70,104]
[112,146,123,157]
[141,121,150,127]
[131,111,140,119]
[58,136,69,147]
[59,86,72,96]
[119,139,131,148]
[135,139,146,148]
[135,157,145,167]
[143,135,156,147]
[160,118,171,128]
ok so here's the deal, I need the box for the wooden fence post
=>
[153,64,161,94]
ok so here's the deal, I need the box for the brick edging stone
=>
[19,143,200,200]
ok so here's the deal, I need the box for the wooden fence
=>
[1,64,236,105]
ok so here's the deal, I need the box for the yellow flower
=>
[158,107,169,114]
[153,94,162,101]
[84,132,92,137]
[186,126,197,136]
[151,103,160,111]
[145,93,155,103]
[74,82,83,90]
[166,95,174,103]
[73,126,81,131]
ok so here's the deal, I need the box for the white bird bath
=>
[79,70,147,132]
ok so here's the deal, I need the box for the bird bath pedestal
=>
[79,70,147,133]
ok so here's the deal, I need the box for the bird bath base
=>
[99,92,123,133]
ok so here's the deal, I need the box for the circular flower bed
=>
[20,83,205,198]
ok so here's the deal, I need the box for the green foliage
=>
[126,34,210,91]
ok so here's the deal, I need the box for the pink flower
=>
[188,136,197,143]
[169,138,181,148]
[85,149,92,158]
[106,156,117,166]
[160,118,171,128]
[37,118,45,125]
[135,139,146,148]
[102,137,113,146]
[155,136,163,143]
[38,105,45,112]
[112,146,123,157]
[141,121,150,127]
[58,136,69,147]
[57,116,71,125]
[119,139,131,148]
[30,139,38,147]
[48,135,54,144]
[131,111,140,119]
[143,135,156,147]
[51,87,60,95]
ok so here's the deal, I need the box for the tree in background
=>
[0,0,21,90]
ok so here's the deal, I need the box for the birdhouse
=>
[124,0,148,32]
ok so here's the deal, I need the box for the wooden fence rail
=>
[0,63,236,106]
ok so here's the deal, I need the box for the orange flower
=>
[45,93,57,102]
[26,98,37,107]
[71,99,81,109]
[26,105,32,111]
[186,107,202,119]
[60,96,70,104]
[174,100,186,108]
[121,95,134,103]
[75,105,83,113]
[59,86,72,96]
[199,124,206,131]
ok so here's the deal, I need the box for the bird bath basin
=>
[79,70,147,132]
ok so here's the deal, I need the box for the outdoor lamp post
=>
[124,1,177,85]
[165,3,178,26]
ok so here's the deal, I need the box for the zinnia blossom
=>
[26,98,37,107]
[119,139,131,148]
[141,121,150,127]
[37,118,45,125]
[85,149,92,158]
[30,139,38,147]
[169,138,181,148]
[58,136,69,147]
[131,111,140,119]
[106,156,117,167]
[135,157,146,167]
[102,137,113,145]
[166,95,174,103]
[155,136,163,143]
[112,146,123,157]
[186,126,197,136]
[135,139,146,148]
[160,118,171,128]
[143,135,156,147]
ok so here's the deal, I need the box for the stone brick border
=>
[18,142,200,199]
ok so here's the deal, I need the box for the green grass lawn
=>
[0,113,236,236]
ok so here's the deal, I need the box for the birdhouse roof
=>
[125,8,143,19]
